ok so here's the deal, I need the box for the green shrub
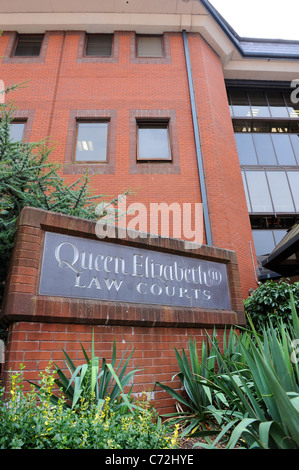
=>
[244,279,299,333]
[197,290,299,449]
[156,327,252,438]
[0,365,178,449]
[158,290,299,449]
[31,330,140,411]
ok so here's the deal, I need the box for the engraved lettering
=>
[87,276,102,289]
[104,278,123,291]
[55,242,80,274]
[132,254,144,277]
[136,282,147,294]
[75,273,86,288]
[103,256,113,273]
[150,284,163,296]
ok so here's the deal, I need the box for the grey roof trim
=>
[199,0,299,59]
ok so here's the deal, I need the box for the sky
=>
[209,0,299,41]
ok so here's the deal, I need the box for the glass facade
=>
[228,88,299,120]
[227,86,299,270]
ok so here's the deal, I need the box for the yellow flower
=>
[170,424,180,448]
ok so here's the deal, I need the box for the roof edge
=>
[199,0,299,59]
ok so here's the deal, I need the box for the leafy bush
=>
[244,279,299,333]
[196,305,299,449]
[158,290,299,449]
[0,364,178,449]
[156,328,251,438]
[31,331,140,410]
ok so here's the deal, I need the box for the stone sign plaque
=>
[38,232,231,310]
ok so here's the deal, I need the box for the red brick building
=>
[0,0,298,411]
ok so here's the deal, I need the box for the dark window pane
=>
[233,121,252,132]
[137,36,163,57]
[75,122,108,162]
[271,134,296,165]
[249,90,270,118]
[288,121,299,133]
[10,123,25,142]
[287,172,299,211]
[235,133,257,165]
[86,34,113,56]
[253,134,277,165]
[267,91,289,118]
[271,122,288,133]
[252,121,271,133]
[290,134,299,164]
[246,171,273,213]
[229,90,251,117]
[267,171,294,212]
[138,125,170,160]
[14,34,43,57]
[252,230,275,256]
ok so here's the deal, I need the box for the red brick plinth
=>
[1,207,245,414]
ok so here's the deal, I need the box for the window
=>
[249,90,270,118]
[13,34,43,57]
[272,134,296,165]
[267,91,289,118]
[288,172,299,211]
[253,134,277,165]
[252,229,287,256]
[245,171,273,213]
[137,36,163,57]
[267,171,294,212]
[227,88,298,119]
[85,34,113,57]
[242,170,299,214]
[234,127,299,166]
[229,89,251,117]
[75,121,108,162]
[10,122,25,142]
[137,121,171,161]
[235,134,257,165]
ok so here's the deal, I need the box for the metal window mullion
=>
[269,133,279,165]
[289,134,299,165]
[285,170,297,213]
[246,90,253,118]
[242,170,253,214]
[264,170,276,215]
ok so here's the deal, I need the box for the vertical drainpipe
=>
[182,29,213,246]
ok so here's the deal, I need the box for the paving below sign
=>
[38,232,231,310]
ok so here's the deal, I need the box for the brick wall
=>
[1,207,245,413]
[0,30,258,297]
[5,321,222,414]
